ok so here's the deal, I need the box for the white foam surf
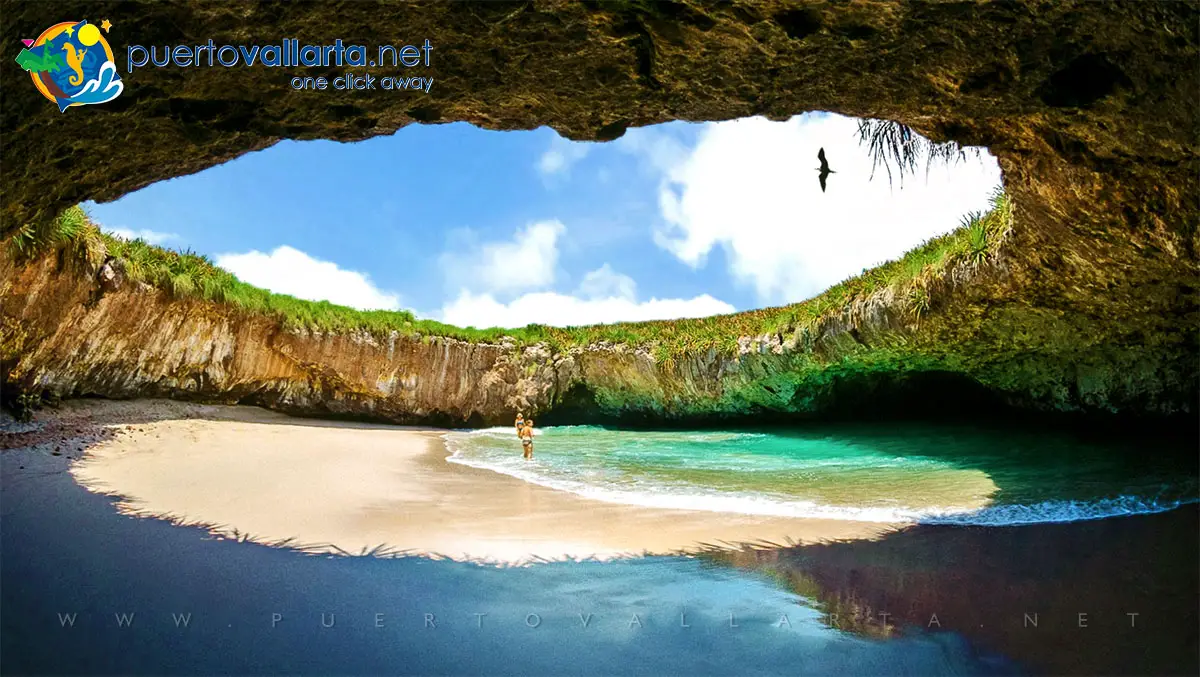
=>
[442,428,1197,526]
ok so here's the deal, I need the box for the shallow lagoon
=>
[447,421,1198,525]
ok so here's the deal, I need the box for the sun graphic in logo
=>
[15,19,123,112]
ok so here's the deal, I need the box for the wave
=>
[446,445,941,522]
[59,61,123,111]
[920,496,1199,526]
[442,429,1198,527]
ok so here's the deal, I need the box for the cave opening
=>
[78,112,1002,334]
[8,89,1195,427]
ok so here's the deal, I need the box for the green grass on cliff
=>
[9,188,1011,358]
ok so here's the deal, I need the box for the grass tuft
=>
[9,206,105,272]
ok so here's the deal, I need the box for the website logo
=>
[15,19,123,112]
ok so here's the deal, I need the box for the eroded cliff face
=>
[1,1,1197,423]
[3,230,1193,425]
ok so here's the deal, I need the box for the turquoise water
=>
[445,423,1198,525]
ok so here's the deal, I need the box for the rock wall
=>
[3,235,1194,425]
[3,1,1197,235]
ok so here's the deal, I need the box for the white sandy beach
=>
[34,400,902,563]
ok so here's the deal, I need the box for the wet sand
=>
[40,400,899,563]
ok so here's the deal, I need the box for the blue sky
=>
[87,113,1002,328]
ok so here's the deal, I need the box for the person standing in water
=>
[515,412,525,437]
[520,419,534,460]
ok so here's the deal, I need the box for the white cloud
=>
[635,114,1003,305]
[435,220,735,328]
[215,245,402,310]
[537,132,592,177]
[438,262,733,328]
[439,262,734,328]
[106,228,178,245]
[577,263,636,300]
[615,125,692,175]
[439,289,734,329]
[439,220,565,296]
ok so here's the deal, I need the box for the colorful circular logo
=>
[16,20,123,112]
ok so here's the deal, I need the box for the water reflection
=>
[701,506,1200,675]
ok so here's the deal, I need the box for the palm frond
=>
[856,119,981,187]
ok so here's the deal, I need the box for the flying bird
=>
[816,147,835,193]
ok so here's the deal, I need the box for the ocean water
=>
[445,423,1199,526]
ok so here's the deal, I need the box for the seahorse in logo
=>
[62,42,87,85]
[14,19,123,112]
